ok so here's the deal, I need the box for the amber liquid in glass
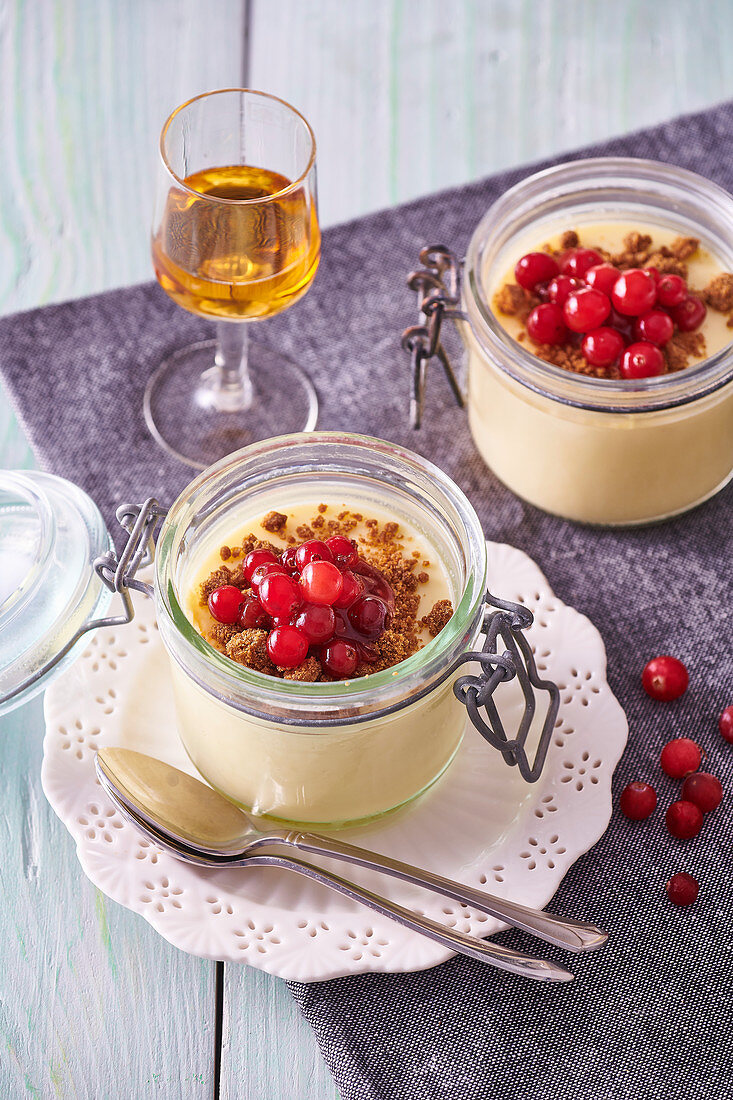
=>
[152,165,320,321]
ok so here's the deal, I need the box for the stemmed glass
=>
[147,89,320,469]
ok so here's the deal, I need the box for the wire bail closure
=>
[401,245,467,428]
[0,499,168,709]
[452,592,560,783]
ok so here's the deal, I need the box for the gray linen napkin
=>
[2,100,732,1100]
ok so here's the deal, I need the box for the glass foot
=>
[143,340,318,469]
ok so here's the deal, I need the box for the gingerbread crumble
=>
[494,227,733,377]
[197,508,454,682]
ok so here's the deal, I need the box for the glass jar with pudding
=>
[153,433,488,826]
[417,158,733,525]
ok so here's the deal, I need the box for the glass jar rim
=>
[154,432,488,722]
[464,156,733,414]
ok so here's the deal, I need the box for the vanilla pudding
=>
[154,438,488,827]
[459,158,733,525]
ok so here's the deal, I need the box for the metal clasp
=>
[401,245,467,428]
[0,499,168,709]
[452,592,560,782]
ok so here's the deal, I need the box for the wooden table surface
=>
[0,2,731,1096]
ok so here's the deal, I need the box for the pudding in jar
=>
[154,434,488,826]
[458,158,733,525]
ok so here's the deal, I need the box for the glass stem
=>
[210,321,254,412]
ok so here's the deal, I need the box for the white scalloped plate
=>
[41,543,627,982]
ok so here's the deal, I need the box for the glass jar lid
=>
[0,471,112,716]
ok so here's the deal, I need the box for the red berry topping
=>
[672,295,707,332]
[243,548,278,583]
[321,639,358,678]
[299,560,344,606]
[645,266,661,285]
[332,569,364,609]
[681,772,723,814]
[584,263,621,296]
[642,655,689,701]
[348,595,390,640]
[560,248,603,279]
[620,341,665,379]
[547,275,582,306]
[514,252,560,291]
[660,737,702,779]
[582,326,625,368]
[619,781,657,820]
[665,800,704,840]
[611,268,657,316]
[719,704,733,743]
[325,535,359,569]
[250,560,288,588]
[267,625,309,669]
[295,603,336,645]
[656,273,688,308]
[634,309,674,347]
[295,539,334,571]
[526,303,567,345]
[563,287,611,333]
[207,585,244,624]
[258,572,302,618]
[666,871,699,907]
[238,595,269,630]
[281,546,298,571]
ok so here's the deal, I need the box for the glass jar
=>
[154,433,488,826]
[459,158,733,525]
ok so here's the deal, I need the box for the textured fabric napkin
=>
[2,100,733,1100]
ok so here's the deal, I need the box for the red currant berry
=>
[656,273,688,308]
[607,307,636,342]
[681,772,723,814]
[660,737,702,779]
[620,341,665,379]
[560,248,603,279]
[619,781,657,820]
[665,800,704,840]
[666,871,699,907]
[672,295,707,332]
[642,655,689,701]
[332,570,364,609]
[266,625,309,669]
[258,573,302,618]
[243,548,278,583]
[295,603,336,645]
[348,595,390,640]
[547,275,582,306]
[281,546,298,571]
[719,704,733,743]
[325,535,359,569]
[645,266,661,285]
[526,303,567,345]
[250,560,288,588]
[563,287,611,333]
[321,639,358,678]
[208,585,244,624]
[514,252,560,290]
[584,263,621,296]
[582,326,625,368]
[295,540,334,572]
[634,309,674,346]
[299,560,344,606]
[611,268,657,316]
[238,595,269,630]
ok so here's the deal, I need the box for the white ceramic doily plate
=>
[41,542,627,982]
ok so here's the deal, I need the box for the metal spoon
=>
[95,748,605,979]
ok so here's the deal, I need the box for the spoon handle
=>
[242,852,572,982]
[280,831,606,954]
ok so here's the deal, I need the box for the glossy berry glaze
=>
[206,536,397,679]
